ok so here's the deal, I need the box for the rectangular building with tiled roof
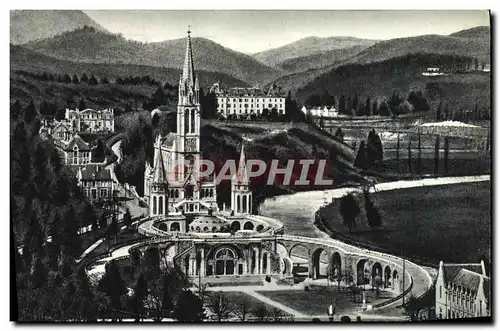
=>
[76,164,115,201]
[435,260,490,320]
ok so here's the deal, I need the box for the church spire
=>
[181,26,195,91]
[233,144,249,185]
[153,145,166,184]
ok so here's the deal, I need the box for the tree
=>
[23,100,37,124]
[252,304,270,322]
[396,132,400,175]
[97,262,127,309]
[372,100,379,116]
[123,208,132,228]
[339,194,360,233]
[338,95,346,115]
[78,99,86,111]
[334,128,344,143]
[131,273,148,319]
[31,257,48,289]
[208,292,232,322]
[62,73,71,84]
[363,189,382,229]
[354,141,369,170]
[364,97,371,116]
[173,290,205,322]
[81,73,89,84]
[407,91,429,111]
[434,135,440,176]
[232,295,250,322]
[403,295,421,321]
[436,101,442,121]
[72,75,80,84]
[305,93,321,107]
[89,75,98,86]
[100,76,109,84]
[366,129,383,166]
[417,129,422,175]
[444,136,449,174]
[408,139,412,174]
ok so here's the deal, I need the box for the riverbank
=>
[315,177,490,266]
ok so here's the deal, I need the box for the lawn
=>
[318,181,491,265]
[256,285,396,316]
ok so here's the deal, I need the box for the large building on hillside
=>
[435,260,490,319]
[210,83,286,118]
[65,108,115,133]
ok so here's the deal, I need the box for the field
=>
[318,181,491,265]
[256,285,396,316]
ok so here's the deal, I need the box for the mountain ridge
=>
[23,28,281,85]
[10,10,108,44]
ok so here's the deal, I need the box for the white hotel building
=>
[211,83,286,117]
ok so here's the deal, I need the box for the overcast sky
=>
[84,10,490,53]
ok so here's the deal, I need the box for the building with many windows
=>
[55,134,94,166]
[435,260,490,319]
[77,164,115,202]
[65,108,115,133]
[211,83,286,118]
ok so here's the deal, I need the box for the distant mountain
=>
[450,25,490,38]
[295,53,491,110]
[10,45,249,88]
[347,31,490,66]
[23,28,281,85]
[10,10,108,44]
[277,45,370,74]
[252,36,378,67]
[269,26,491,94]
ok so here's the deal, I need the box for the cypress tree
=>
[417,129,422,175]
[434,135,440,176]
[444,136,449,174]
[408,139,412,174]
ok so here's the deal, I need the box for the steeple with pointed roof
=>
[233,144,249,185]
[178,27,198,105]
[153,146,167,185]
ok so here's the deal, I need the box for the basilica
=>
[143,29,255,237]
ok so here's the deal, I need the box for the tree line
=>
[13,69,167,88]
[11,99,102,320]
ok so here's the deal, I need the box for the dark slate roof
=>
[453,269,482,292]
[161,133,176,148]
[443,263,483,283]
[65,134,91,150]
[79,164,112,181]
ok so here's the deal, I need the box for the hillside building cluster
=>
[210,83,286,118]
[39,108,117,203]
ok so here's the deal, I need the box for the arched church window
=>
[158,196,163,215]
[236,195,241,213]
[215,248,236,275]
[210,188,214,197]
[190,108,195,134]
[243,195,247,214]
[153,196,157,215]
[185,109,190,134]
